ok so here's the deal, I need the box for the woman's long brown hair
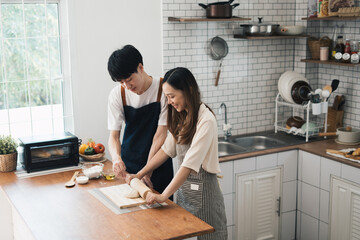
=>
[163,67,201,145]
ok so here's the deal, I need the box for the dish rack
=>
[275,93,328,142]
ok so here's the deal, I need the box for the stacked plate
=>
[278,71,311,104]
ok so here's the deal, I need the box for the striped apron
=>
[175,144,228,240]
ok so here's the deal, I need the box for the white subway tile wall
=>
[163,0,360,137]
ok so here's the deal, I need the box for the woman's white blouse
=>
[161,103,220,174]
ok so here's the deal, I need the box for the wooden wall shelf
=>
[168,17,251,22]
[301,59,360,67]
[234,34,310,40]
[302,16,360,21]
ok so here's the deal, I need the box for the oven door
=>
[27,141,79,172]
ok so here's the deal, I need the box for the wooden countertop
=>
[219,138,360,169]
[0,161,214,240]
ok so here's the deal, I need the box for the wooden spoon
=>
[323,85,332,94]
[65,171,80,187]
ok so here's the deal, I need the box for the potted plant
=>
[0,135,18,172]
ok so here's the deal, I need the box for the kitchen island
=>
[0,161,214,240]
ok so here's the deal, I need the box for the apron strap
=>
[122,77,162,106]
[157,77,163,102]
[121,86,127,106]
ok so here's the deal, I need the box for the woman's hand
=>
[125,173,137,185]
[145,192,167,205]
[141,174,153,188]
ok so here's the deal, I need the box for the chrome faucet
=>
[219,103,232,141]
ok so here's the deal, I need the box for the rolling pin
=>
[130,178,152,199]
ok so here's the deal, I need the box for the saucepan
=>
[319,126,360,144]
[199,0,240,18]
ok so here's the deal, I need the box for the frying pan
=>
[210,36,228,86]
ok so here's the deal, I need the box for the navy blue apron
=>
[120,78,173,196]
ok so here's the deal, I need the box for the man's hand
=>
[112,159,126,178]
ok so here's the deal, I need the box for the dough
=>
[125,188,140,199]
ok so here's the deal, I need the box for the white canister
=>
[312,102,321,115]
[320,47,329,61]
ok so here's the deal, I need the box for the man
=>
[107,45,173,194]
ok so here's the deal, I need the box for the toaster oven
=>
[18,132,79,173]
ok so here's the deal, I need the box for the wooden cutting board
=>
[99,184,146,209]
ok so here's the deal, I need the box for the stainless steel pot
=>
[199,1,239,18]
[240,17,280,36]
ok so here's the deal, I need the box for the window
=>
[0,0,73,139]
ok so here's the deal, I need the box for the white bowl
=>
[76,175,89,184]
[277,25,305,35]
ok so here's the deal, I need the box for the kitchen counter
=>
[0,161,214,240]
[220,136,360,169]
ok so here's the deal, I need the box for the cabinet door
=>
[236,168,281,240]
[330,177,360,240]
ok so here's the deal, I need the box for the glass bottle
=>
[334,36,345,62]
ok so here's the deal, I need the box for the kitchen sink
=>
[231,136,287,150]
[218,141,247,157]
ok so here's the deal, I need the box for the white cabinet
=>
[236,168,281,240]
[330,177,360,240]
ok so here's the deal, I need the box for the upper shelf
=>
[234,34,310,40]
[168,17,251,22]
[302,16,360,21]
[301,59,360,67]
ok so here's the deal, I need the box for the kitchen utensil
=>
[65,171,80,187]
[99,184,147,209]
[332,95,341,110]
[240,17,280,36]
[210,36,228,86]
[321,90,330,101]
[319,127,360,143]
[301,122,319,135]
[327,79,340,101]
[278,71,309,104]
[338,95,346,110]
[76,174,89,184]
[322,85,332,94]
[314,88,323,96]
[199,0,239,18]
[286,116,305,129]
[99,178,152,209]
[276,25,305,35]
[291,81,312,104]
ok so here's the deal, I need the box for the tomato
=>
[94,143,105,153]
[79,144,88,154]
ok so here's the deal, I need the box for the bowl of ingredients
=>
[81,162,104,179]
[102,169,115,181]
[76,174,89,184]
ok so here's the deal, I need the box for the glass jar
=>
[320,47,329,61]
[351,40,359,64]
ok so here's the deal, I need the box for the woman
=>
[126,67,227,240]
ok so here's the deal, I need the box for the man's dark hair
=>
[107,45,143,81]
